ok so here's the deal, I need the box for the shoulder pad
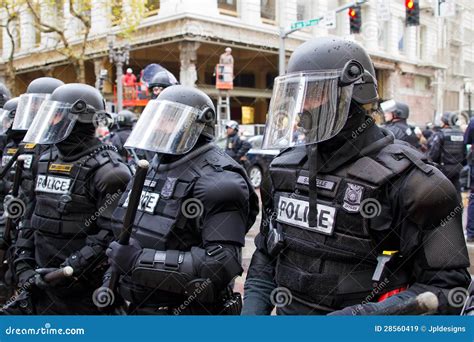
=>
[39,148,58,161]
[348,142,430,186]
[271,146,307,167]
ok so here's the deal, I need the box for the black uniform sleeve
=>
[384,166,469,314]
[193,170,253,246]
[63,160,132,274]
[242,172,277,315]
[236,139,251,159]
[427,132,443,163]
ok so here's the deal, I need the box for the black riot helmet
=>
[13,77,64,132]
[116,109,137,128]
[148,70,179,99]
[23,83,106,145]
[262,37,370,150]
[0,97,19,135]
[441,112,458,127]
[0,83,11,108]
[381,99,409,120]
[125,85,216,155]
[26,77,65,94]
[286,36,378,105]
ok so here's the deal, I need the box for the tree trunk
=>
[75,58,86,83]
[6,62,16,95]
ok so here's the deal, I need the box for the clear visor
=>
[12,94,50,131]
[380,99,396,113]
[262,70,353,149]
[124,100,205,155]
[0,109,13,135]
[23,100,78,144]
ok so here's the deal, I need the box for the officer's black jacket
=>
[225,133,251,162]
[384,120,420,150]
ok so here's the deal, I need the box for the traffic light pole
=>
[278,0,367,76]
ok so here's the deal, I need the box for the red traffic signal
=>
[348,6,361,34]
[405,0,419,26]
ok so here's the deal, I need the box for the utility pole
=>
[108,35,130,113]
[278,0,368,75]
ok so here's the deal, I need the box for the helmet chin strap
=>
[307,143,318,228]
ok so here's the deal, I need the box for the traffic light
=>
[406,0,420,26]
[349,6,361,34]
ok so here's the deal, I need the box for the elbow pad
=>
[131,245,242,302]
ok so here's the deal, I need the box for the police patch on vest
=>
[19,154,33,169]
[123,190,160,214]
[450,135,464,142]
[296,175,336,191]
[161,177,177,198]
[277,196,335,235]
[36,175,72,194]
[2,155,12,167]
[342,183,364,213]
[49,163,73,173]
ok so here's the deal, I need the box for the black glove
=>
[106,238,142,275]
[17,268,37,288]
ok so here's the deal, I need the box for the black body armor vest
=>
[112,144,258,303]
[269,142,428,309]
[32,146,120,268]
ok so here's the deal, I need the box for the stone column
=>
[363,0,379,51]
[20,4,35,51]
[179,41,200,87]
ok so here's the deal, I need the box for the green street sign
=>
[290,18,321,30]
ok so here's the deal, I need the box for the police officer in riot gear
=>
[428,112,466,194]
[107,109,137,161]
[382,100,420,149]
[12,83,131,314]
[0,83,11,153]
[105,85,259,314]
[147,70,179,99]
[243,37,470,315]
[225,120,251,164]
[0,97,19,302]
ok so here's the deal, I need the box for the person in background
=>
[224,120,251,165]
[464,116,474,242]
[122,68,137,100]
[428,112,466,196]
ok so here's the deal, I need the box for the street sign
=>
[290,18,321,30]
[436,0,455,17]
[322,11,336,29]
[376,0,391,21]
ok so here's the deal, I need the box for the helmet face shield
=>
[0,109,13,135]
[262,70,353,149]
[23,100,79,144]
[12,94,50,131]
[124,100,205,155]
